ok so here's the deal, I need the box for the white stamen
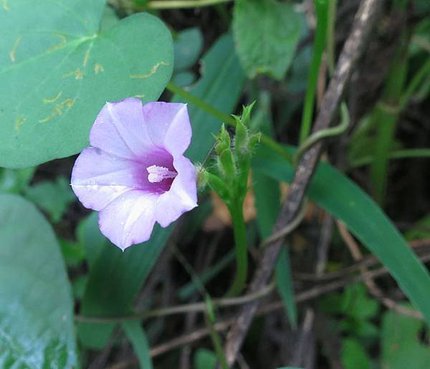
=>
[147,165,177,183]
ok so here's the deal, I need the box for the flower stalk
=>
[225,200,248,297]
[201,104,259,296]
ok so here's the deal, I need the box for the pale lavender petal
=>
[98,190,158,250]
[142,102,192,155]
[155,156,197,227]
[71,147,153,211]
[90,98,155,159]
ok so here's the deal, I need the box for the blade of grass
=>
[369,0,409,205]
[351,148,430,168]
[253,145,430,325]
[276,247,298,329]
[369,35,408,205]
[400,58,430,109]
[122,321,153,369]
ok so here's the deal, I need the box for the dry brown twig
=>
[105,244,430,369]
[149,249,430,363]
[77,241,430,326]
[223,0,384,365]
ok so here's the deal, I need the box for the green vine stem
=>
[225,199,248,297]
[299,0,329,144]
[295,102,349,164]
[350,148,430,168]
[205,297,230,369]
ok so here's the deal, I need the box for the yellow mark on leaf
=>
[83,48,91,67]
[129,61,169,79]
[1,0,9,11]
[63,68,84,80]
[134,94,145,98]
[43,91,63,104]
[14,115,26,132]
[94,63,104,74]
[9,36,22,63]
[47,34,67,52]
[39,98,75,123]
[75,68,84,80]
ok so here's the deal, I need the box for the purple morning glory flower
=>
[71,98,197,250]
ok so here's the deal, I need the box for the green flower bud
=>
[218,148,236,178]
[249,132,261,151]
[234,117,248,154]
[234,103,257,156]
[205,170,230,202]
[215,124,231,156]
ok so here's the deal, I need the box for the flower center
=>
[147,165,177,183]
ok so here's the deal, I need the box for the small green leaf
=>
[25,177,74,222]
[405,215,430,241]
[0,1,173,168]
[233,0,302,79]
[174,27,203,71]
[59,238,85,267]
[194,348,217,369]
[381,309,430,369]
[320,284,379,338]
[341,338,371,369]
[0,194,77,368]
[0,167,35,193]
[340,284,379,321]
[77,212,107,269]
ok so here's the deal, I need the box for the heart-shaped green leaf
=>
[0,194,77,368]
[0,0,173,168]
[381,309,430,369]
[233,0,302,80]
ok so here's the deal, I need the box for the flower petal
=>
[90,98,155,159]
[155,156,197,227]
[71,147,153,211]
[98,190,158,250]
[142,102,192,155]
